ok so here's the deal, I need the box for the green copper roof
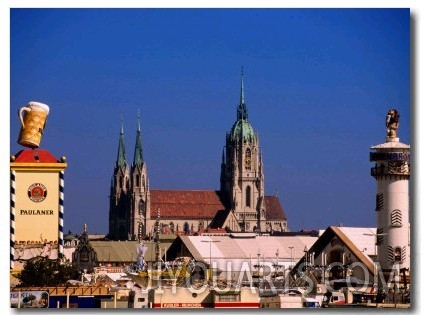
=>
[230,67,255,142]
[133,111,144,167]
[231,119,255,142]
[116,119,127,171]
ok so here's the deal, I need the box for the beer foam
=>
[28,101,50,114]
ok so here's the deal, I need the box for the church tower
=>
[109,120,131,240]
[130,111,150,241]
[109,114,151,241]
[220,68,266,232]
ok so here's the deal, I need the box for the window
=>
[376,228,385,245]
[184,222,190,235]
[136,175,140,187]
[375,193,384,211]
[394,247,402,262]
[390,209,402,226]
[218,294,240,302]
[139,200,145,216]
[246,186,251,207]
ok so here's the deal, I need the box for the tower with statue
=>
[370,108,410,292]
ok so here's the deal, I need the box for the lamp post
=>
[274,249,279,278]
[303,246,308,270]
[257,249,261,273]
[289,246,294,269]
[255,249,263,289]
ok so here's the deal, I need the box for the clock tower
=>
[220,68,266,232]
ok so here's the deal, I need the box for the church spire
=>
[237,66,248,121]
[116,115,127,171]
[133,110,144,167]
[240,66,245,105]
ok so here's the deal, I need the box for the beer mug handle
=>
[18,107,31,128]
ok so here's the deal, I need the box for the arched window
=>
[184,222,190,235]
[328,250,344,279]
[246,186,251,207]
[136,175,140,187]
[138,221,144,238]
[142,175,146,189]
[139,200,145,216]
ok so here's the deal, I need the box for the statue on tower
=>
[386,108,400,138]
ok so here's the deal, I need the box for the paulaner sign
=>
[11,170,62,244]
[20,209,54,215]
[370,152,410,162]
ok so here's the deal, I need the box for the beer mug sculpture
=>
[17,101,50,148]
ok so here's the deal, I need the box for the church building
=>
[108,71,288,241]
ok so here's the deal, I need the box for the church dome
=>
[230,119,255,142]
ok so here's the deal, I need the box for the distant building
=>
[72,224,98,273]
[108,70,288,241]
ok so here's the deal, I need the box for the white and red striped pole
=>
[10,170,16,269]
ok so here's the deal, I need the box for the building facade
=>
[108,72,288,241]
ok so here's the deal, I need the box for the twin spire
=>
[116,111,144,170]
[133,110,144,167]
[116,115,127,170]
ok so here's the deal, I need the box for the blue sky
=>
[9,8,411,235]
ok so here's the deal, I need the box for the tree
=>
[23,294,36,305]
[18,256,76,287]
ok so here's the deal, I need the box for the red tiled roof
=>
[150,190,287,222]
[150,190,228,219]
[264,196,287,220]
[12,149,59,163]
